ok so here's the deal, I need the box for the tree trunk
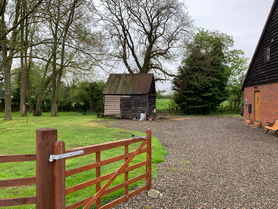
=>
[141,38,153,73]
[50,0,78,117]
[20,3,27,116]
[20,60,27,115]
[1,7,12,120]
[4,62,12,120]
[51,89,58,116]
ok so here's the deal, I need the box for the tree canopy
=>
[173,29,246,114]
[0,0,102,119]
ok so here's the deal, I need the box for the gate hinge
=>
[49,150,84,162]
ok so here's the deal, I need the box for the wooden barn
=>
[241,0,278,126]
[103,74,156,119]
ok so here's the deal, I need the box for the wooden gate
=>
[0,128,152,208]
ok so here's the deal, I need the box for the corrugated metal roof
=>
[103,74,155,95]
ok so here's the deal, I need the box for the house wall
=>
[244,83,278,126]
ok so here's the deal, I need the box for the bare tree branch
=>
[98,0,194,79]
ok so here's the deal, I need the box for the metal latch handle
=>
[131,135,147,140]
[49,150,84,162]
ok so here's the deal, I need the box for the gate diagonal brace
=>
[49,150,84,162]
[83,140,148,209]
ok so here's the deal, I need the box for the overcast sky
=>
[157,0,274,92]
[184,0,274,59]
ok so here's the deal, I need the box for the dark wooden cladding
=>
[0,154,36,163]
[120,97,132,119]
[0,197,36,206]
[120,95,156,119]
[0,177,36,187]
[148,94,156,118]
[243,1,278,88]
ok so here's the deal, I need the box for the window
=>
[265,47,270,62]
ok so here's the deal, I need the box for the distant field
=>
[156,98,174,113]
[156,98,242,117]
[0,112,167,208]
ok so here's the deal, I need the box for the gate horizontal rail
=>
[0,154,36,163]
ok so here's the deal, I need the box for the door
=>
[255,91,260,121]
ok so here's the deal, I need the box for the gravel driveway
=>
[109,116,278,208]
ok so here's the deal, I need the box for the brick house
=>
[241,0,278,126]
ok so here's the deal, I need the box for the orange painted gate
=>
[0,128,152,208]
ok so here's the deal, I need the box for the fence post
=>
[146,129,152,190]
[36,128,57,209]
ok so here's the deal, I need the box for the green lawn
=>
[0,112,167,208]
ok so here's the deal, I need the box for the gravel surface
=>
[107,116,278,209]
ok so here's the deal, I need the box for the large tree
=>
[30,0,102,116]
[227,49,248,110]
[0,0,43,120]
[97,0,193,79]
[173,29,235,114]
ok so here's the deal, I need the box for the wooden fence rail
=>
[0,154,37,207]
[0,127,152,208]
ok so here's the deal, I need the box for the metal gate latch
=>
[131,134,147,140]
[49,150,84,162]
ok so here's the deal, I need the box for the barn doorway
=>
[254,91,260,121]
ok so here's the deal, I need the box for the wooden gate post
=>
[53,141,66,209]
[146,129,152,190]
[36,128,57,209]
